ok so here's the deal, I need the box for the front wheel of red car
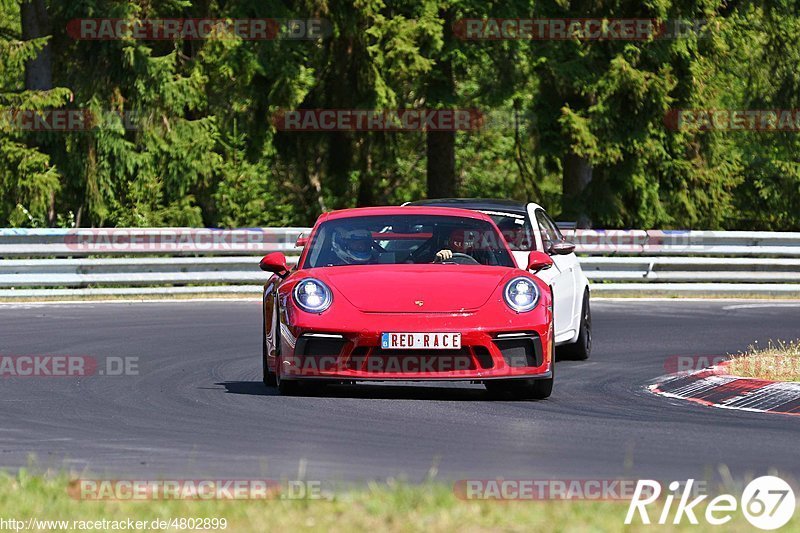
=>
[528,375,553,399]
[485,376,553,400]
[276,362,301,396]
[262,308,277,387]
[269,313,299,395]
[485,357,554,400]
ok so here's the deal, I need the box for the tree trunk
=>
[425,8,456,199]
[324,34,356,209]
[21,0,53,91]
[21,0,55,225]
[426,131,455,198]
[561,151,593,228]
[327,131,353,208]
[356,137,376,206]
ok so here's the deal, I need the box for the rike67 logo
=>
[626,477,796,530]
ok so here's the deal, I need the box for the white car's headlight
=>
[293,279,333,313]
[503,277,540,313]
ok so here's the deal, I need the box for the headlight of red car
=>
[293,278,333,313]
[503,277,540,313]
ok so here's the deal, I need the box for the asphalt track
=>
[0,299,798,485]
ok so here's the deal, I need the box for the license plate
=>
[381,332,461,350]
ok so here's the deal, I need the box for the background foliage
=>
[1,0,798,229]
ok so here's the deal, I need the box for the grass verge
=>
[728,340,800,381]
[0,471,795,532]
[594,291,800,299]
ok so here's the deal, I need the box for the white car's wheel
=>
[558,290,591,361]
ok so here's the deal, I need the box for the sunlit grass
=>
[1,471,795,532]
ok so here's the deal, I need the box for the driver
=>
[437,229,473,262]
[331,229,377,265]
[431,229,478,263]
[435,249,453,262]
[406,231,454,263]
[333,227,455,265]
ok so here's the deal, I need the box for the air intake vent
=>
[493,335,542,368]
[296,336,347,358]
[472,346,494,369]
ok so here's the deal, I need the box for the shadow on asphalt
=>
[216,381,542,401]
[217,381,279,396]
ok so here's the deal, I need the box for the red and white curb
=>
[650,362,800,416]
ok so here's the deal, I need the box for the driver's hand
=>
[435,249,453,262]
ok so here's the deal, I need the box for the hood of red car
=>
[313,265,510,313]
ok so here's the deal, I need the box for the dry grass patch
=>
[728,340,800,381]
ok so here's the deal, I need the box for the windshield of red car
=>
[302,214,516,268]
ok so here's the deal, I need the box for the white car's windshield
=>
[480,210,536,251]
[303,214,515,268]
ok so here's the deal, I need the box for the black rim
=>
[275,350,284,387]
[583,296,591,353]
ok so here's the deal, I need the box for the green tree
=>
[0,0,71,227]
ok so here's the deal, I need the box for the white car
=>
[406,198,591,360]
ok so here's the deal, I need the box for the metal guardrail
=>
[562,229,800,256]
[0,227,308,256]
[1,228,800,297]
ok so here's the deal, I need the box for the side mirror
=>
[295,234,308,248]
[550,241,576,255]
[260,252,289,275]
[527,251,554,272]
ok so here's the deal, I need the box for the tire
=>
[272,322,301,395]
[557,290,591,361]
[485,362,553,400]
[529,374,553,400]
[485,332,555,400]
[485,375,553,400]
[268,308,319,396]
[262,304,277,387]
[276,361,301,396]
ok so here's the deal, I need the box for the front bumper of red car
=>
[278,313,554,382]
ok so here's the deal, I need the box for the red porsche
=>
[259,206,555,399]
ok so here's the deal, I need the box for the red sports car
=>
[259,206,556,399]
